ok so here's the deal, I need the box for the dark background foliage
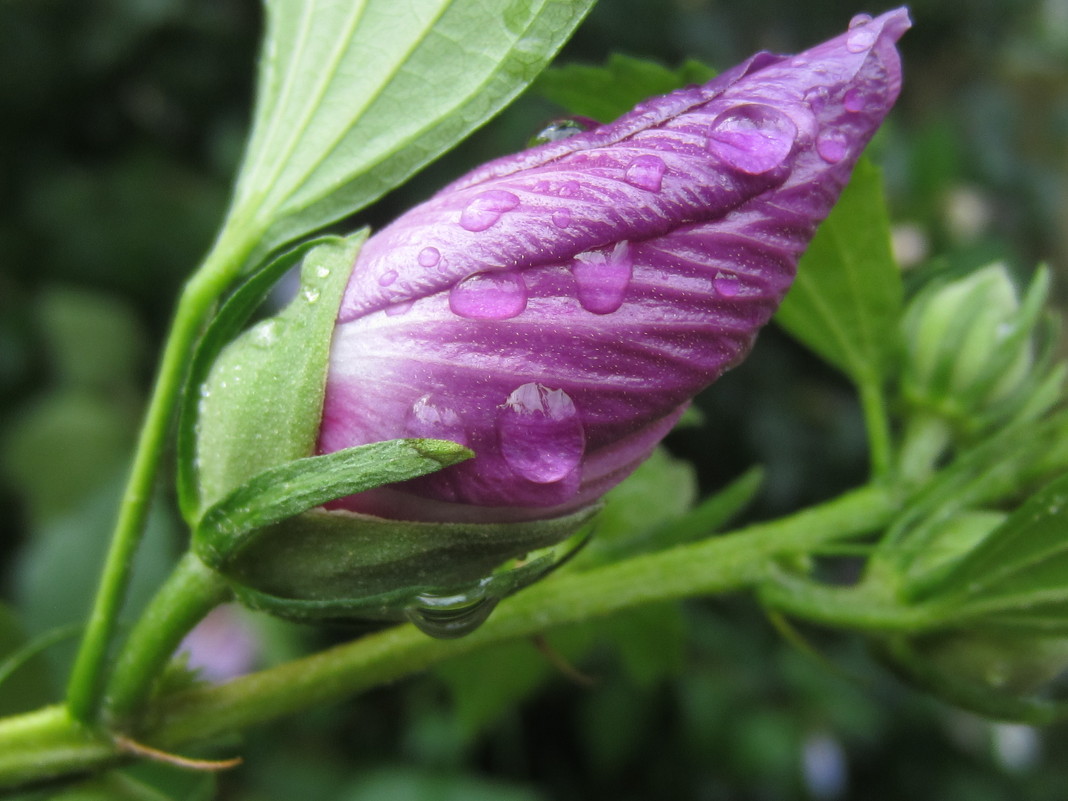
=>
[2,1,1067,799]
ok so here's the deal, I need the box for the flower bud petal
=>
[320,10,910,521]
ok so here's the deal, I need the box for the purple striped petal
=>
[319,9,910,522]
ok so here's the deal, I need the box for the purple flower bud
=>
[320,10,910,522]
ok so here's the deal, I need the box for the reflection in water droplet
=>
[528,118,594,147]
[571,241,633,314]
[624,154,667,192]
[405,394,467,445]
[378,269,398,286]
[552,209,571,228]
[449,271,527,319]
[385,300,414,316]
[498,382,585,483]
[405,585,498,639]
[707,104,798,175]
[560,180,580,198]
[459,190,520,232]
[714,273,741,298]
[846,22,877,52]
[417,246,441,268]
[816,130,849,163]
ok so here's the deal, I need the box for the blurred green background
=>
[2,1,1068,799]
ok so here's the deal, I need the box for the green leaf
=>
[194,438,473,564]
[194,231,366,513]
[176,235,342,520]
[775,159,903,389]
[535,53,715,122]
[228,0,596,267]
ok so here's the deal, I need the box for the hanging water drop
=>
[707,104,798,175]
[449,270,528,319]
[417,246,441,268]
[405,585,499,639]
[497,383,585,484]
[816,130,849,163]
[624,154,667,192]
[571,241,633,314]
[459,190,520,232]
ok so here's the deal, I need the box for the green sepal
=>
[177,234,346,521]
[216,505,598,637]
[194,438,474,567]
[193,230,367,514]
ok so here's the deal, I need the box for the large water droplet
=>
[459,190,520,232]
[624,154,667,192]
[417,246,441,268]
[497,383,585,484]
[552,209,571,228]
[449,271,528,319]
[405,584,499,639]
[405,394,468,445]
[843,89,865,113]
[846,19,877,52]
[707,104,798,174]
[816,130,849,163]
[571,241,633,314]
[378,269,398,287]
[528,117,594,147]
[713,273,741,298]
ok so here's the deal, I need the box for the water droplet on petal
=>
[816,130,849,163]
[405,584,498,639]
[552,209,571,228]
[459,190,520,232]
[843,89,865,113]
[713,273,741,298]
[624,154,667,192]
[707,104,798,174]
[528,117,594,147]
[560,180,581,198]
[406,394,467,445]
[571,241,633,314]
[849,12,873,28]
[385,299,414,316]
[417,246,441,268]
[498,383,585,483]
[449,271,528,319]
[378,269,398,287]
[846,21,877,52]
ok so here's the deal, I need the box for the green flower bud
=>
[901,264,1060,434]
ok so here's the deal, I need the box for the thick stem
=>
[65,227,255,723]
[105,554,232,725]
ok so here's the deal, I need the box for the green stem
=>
[0,483,894,790]
[66,227,255,723]
[896,411,952,486]
[859,377,894,481]
[105,554,232,725]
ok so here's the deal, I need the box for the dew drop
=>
[552,209,572,228]
[378,269,398,287]
[417,246,441,268]
[624,154,667,192]
[405,394,467,444]
[250,319,283,347]
[571,241,633,315]
[459,190,520,232]
[449,270,528,319]
[315,265,331,279]
[816,130,849,163]
[528,117,594,147]
[405,585,498,639]
[497,383,585,484]
[533,180,551,193]
[560,180,581,198]
[843,89,865,113]
[849,12,873,28]
[385,299,414,316]
[713,273,741,298]
[302,288,320,303]
[707,103,798,175]
[846,21,877,52]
